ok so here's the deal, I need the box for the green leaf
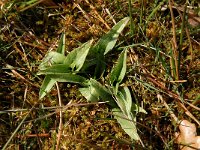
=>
[39,73,87,99]
[88,17,129,78]
[115,91,127,115]
[113,87,146,141]
[112,108,140,141]
[131,103,147,114]
[38,33,67,99]
[91,17,130,55]
[122,87,132,115]
[48,73,88,86]
[115,87,132,116]
[39,52,66,70]
[64,39,93,71]
[110,49,127,94]
[115,87,147,115]
[90,79,117,107]
[37,64,71,75]
[57,32,66,55]
[94,53,105,78]
[39,75,56,99]
[79,86,99,102]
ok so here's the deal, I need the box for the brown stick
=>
[55,82,63,150]
[168,0,179,80]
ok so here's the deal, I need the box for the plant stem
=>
[55,82,63,150]
[178,4,187,73]
[128,0,134,36]
[169,0,179,80]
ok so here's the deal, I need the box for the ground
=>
[0,0,200,149]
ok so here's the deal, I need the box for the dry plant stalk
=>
[55,82,63,150]
[168,0,179,80]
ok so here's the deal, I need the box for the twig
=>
[5,64,38,88]
[16,133,50,138]
[22,41,47,51]
[0,101,107,114]
[55,82,63,150]
[168,0,179,80]
[13,44,29,65]
[18,42,31,69]
[74,3,91,22]
[105,8,116,24]
[186,102,200,111]
[22,85,28,109]
[28,31,51,47]
[157,94,179,123]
